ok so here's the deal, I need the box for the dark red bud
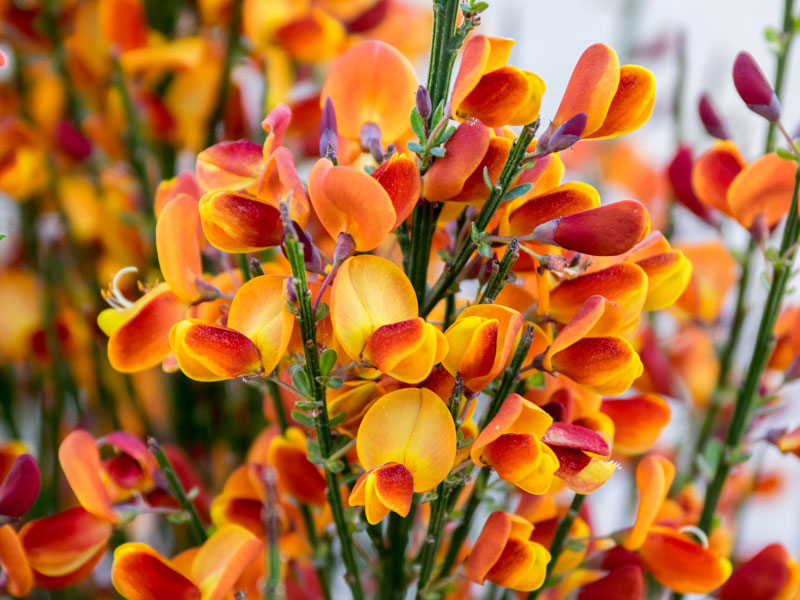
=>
[733,51,781,122]
[698,93,730,140]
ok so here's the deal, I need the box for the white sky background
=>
[479,0,800,577]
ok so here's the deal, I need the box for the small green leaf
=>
[325,376,343,389]
[185,486,200,501]
[470,222,487,243]
[419,490,438,503]
[0,234,5,241]
[501,183,532,203]
[702,438,723,474]
[470,1,488,11]
[432,100,445,125]
[295,399,319,411]
[410,107,426,142]
[407,140,425,154]
[527,371,546,389]
[438,125,456,145]
[482,165,492,190]
[326,459,345,473]
[430,147,446,157]
[314,302,330,321]
[477,241,493,258]
[776,146,799,162]
[764,26,780,43]
[729,448,751,464]
[291,410,316,428]
[319,348,337,375]
[290,367,311,397]
[166,512,190,524]
[329,412,347,427]
[457,436,473,449]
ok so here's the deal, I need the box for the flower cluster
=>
[3,0,800,599]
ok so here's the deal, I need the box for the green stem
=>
[283,228,364,600]
[480,239,519,304]
[236,252,252,283]
[696,166,800,536]
[204,0,243,148]
[526,494,586,600]
[420,122,538,317]
[148,437,207,545]
[408,201,441,306]
[766,0,796,152]
[262,469,283,600]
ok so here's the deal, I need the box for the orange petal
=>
[112,543,200,600]
[550,447,617,494]
[534,200,650,256]
[196,139,263,191]
[457,65,544,128]
[154,172,203,217]
[674,241,738,323]
[503,182,600,238]
[169,319,263,382]
[452,36,513,119]
[99,0,148,51]
[106,283,189,373]
[586,65,655,139]
[555,44,621,136]
[227,275,294,375]
[331,254,417,362]
[370,153,420,228]
[0,524,33,597]
[274,9,346,63]
[308,158,396,251]
[471,394,553,462]
[550,337,643,396]
[198,190,282,253]
[59,430,118,524]
[691,140,746,217]
[256,146,310,228]
[268,427,327,506]
[423,121,491,202]
[544,296,616,367]
[719,543,800,600]
[639,527,732,594]
[156,193,203,302]
[364,317,447,384]
[728,152,798,228]
[372,463,414,518]
[446,135,512,204]
[624,456,675,551]
[321,40,417,142]
[191,525,262,600]
[464,510,513,585]
[356,388,456,492]
[549,263,648,328]
[601,395,671,455]
[21,507,113,579]
[633,250,693,311]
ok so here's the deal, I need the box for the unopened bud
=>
[319,97,338,159]
[698,94,730,140]
[360,121,383,157]
[749,211,769,246]
[281,221,324,273]
[536,121,555,153]
[545,112,587,153]
[285,277,298,304]
[416,86,432,121]
[333,232,356,265]
[733,51,781,122]
[478,258,498,286]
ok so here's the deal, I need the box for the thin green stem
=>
[262,468,283,600]
[480,239,519,304]
[420,122,538,317]
[205,0,243,148]
[527,494,586,600]
[236,253,252,283]
[148,437,207,545]
[766,0,796,151]
[283,226,364,600]
[696,166,800,537]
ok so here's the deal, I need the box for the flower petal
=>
[59,430,118,523]
[112,543,201,600]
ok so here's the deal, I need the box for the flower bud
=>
[285,277,298,304]
[698,93,730,140]
[333,232,356,265]
[360,121,382,155]
[281,221,324,274]
[545,112,587,153]
[415,85,432,121]
[319,97,338,159]
[733,51,781,122]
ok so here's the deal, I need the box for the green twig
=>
[148,437,207,545]
[480,239,519,304]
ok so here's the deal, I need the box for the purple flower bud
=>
[698,93,730,140]
[285,277,298,304]
[319,97,338,159]
[416,86,432,121]
[360,121,382,153]
[333,232,356,265]
[733,51,781,122]
[545,113,587,153]
[535,121,555,153]
[282,221,324,273]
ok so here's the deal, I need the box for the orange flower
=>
[198,190,283,253]
[464,511,551,591]
[624,233,693,311]
[451,35,545,127]
[156,192,203,303]
[543,296,643,396]
[321,40,417,143]
[349,388,456,524]
[674,241,737,323]
[59,430,119,524]
[309,153,419,251]
[443,304,523,391]
[331,255,446,383]
[111,525,262,600]
[20,508,113,588]
[553,44,655,140]
[267,427,327,506]
[638,526,731,594]
[274,9,346,63]
[470,393,558,494]
[541,422,616,494]
[691,140,746,217]
[718,543,800,600]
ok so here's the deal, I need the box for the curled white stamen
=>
[102,267,139,310]
[678,525,709,548]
